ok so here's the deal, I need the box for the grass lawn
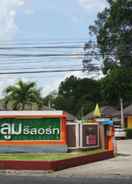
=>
[0,149,103,161]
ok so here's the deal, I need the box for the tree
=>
[75,78,102,118]
[43,90,58,109]
[55,76,78,115]
[53,76,102,118]
[4,80,42,110]
[84,0,132,74]
[100,68,132,107]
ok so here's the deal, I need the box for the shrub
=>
[126,129,132,139]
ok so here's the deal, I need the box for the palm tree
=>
[4,80,42,110]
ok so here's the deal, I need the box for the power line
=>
[0,39,90,45]
[0,53,131,58]
[0,69,84,75]
[0,44,131,50]
[0,55,83,60]
[0,65,83,71]
[0,53,85,58]
[0,60,82,66]
[0,45,85,50]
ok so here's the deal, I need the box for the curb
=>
[0,151,114,171]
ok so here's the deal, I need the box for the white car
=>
[115,128,126,139]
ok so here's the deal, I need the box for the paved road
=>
[0,140,132,183]
[0,175,132,184]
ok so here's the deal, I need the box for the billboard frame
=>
[80,123,100,149]
[0,114,67,146]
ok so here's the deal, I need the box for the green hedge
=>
[126,129,132,139]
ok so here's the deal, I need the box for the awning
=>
[96,118,113,125]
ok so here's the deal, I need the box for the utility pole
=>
[120,98,124,128]
[81,106,84,121]
[48,97,51,110]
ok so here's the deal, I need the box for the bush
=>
[126,129,132,139]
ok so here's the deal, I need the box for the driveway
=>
[52,140,132,177]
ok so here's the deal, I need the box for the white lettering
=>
[38,128,45,135]
[11,123,22,135]
[45,128,52,135]
[0,122,60,140]
[23,127,30,135]
[52,128,60,135]
[0,123,11,135]
[30,128,37,135]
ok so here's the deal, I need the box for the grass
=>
[0,149,103,161]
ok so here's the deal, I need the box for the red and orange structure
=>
[0,111,67,153]
[0,110,115,171]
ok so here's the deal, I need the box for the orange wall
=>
[128,116,132,128]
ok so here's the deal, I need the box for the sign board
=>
[80,124,99,148]
[0,118,60,141]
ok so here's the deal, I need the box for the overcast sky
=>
[0,0,108,97]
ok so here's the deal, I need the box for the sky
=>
[0,0,108,97]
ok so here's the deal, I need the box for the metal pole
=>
[120,98,124,128]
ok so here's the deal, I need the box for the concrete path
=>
[52,140,132,177]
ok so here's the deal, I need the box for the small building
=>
[83,106,120,120]
[110,104,132,128]
[122,105,132,128]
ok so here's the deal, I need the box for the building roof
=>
[0,99,55,111]
[65,112,77,121]
[83,106,120,120]
[112,104,132,117]
[123,104,132,116]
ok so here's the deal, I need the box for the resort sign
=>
[0,118,60,141]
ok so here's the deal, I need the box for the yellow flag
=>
[93,104,101,117]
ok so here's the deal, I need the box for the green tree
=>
[4,80,42,110]
[101,68,132,107]
[53,76,102,118]
[55,76,78,115]
[43,90,57,109]
[84,0,132,74]
[75,78,102,117]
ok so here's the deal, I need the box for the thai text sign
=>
[0,118,60,141]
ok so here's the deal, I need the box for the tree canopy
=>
[101,68,132,107]
[82,0,132,110]
[84,0,132,74]
[4,80,42,110]
[44,76,102,118]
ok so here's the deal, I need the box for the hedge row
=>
[126,129,132,139]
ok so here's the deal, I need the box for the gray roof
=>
[65,112,77,121]
[83,106,120,120]
[123,104,132,116]
[112,104,132,117]
[0,99,54,111]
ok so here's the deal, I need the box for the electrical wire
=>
[0,40,130,76]
[0,68,84,75]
